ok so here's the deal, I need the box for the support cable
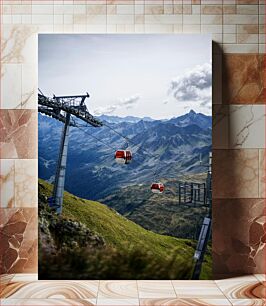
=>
[81,120,162,179]
[75,125,116,151]
[75,124,147,169]
[79,121,206,181]
[102,121,161,160]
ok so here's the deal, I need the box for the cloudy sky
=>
[39,34,212,120]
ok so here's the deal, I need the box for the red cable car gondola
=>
[151,182,164,194]
[115,150,132,164]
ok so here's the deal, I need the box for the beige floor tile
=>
[98,281,138,299]
[0,275,15,287]
[0,299,96,305]
[216,276,259,284]
[11,274,38,283]
[97,299,139,305]
[181,299,232,305]
[140,298,232,306]
[1,281,99,299]
[229,299,266,305]
[215,276,263,299]
[172,280,225,298]
[0,275,15,297]
[138,281,176,298]
[254,275,266,283]
[1,277,265,305]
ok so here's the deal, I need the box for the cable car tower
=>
[177,152,212,280]
[38,91,103,214]
[191,152,212,280]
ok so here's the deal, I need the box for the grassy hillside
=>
[39,179,211,279]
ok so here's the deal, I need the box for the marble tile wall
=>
[0,159,37,208]
[0,0,265,278]
[213,199,266,277]
[0,208,37,274]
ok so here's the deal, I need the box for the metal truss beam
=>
[38,94,102,127]
[38,106,76,127]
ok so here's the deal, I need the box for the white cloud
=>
[93,105,117,115]
[119,95,140,109]
[93,94,140,116]
[168,63,211,107]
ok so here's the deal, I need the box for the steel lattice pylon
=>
[38,92,102,214]
[176,152,212,280]
[191,152,212,280]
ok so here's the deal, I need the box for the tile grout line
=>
[213,278,232,303]
[95,280,100,305]
[171,279,179,299]
[135,279,140,306]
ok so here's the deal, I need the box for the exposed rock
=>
[38,197,105,256]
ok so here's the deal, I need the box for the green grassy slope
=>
[39,179,211,279]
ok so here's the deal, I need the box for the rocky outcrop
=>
[38,193,105,256]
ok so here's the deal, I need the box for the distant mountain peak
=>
[167,110,211,130]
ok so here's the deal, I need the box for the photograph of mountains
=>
[38,34,212,280]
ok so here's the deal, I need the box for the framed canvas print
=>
[38,34,212,280]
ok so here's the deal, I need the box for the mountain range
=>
[38,110,212,237]
[39,110,211,194]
